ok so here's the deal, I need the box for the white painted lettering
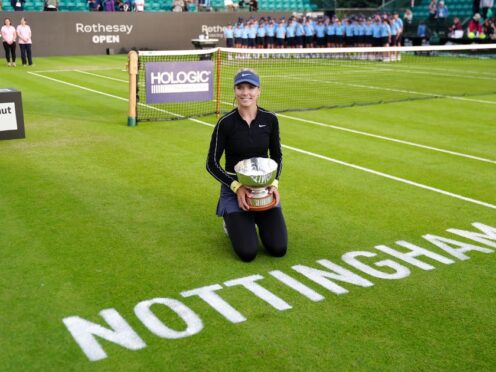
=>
[134,298,203,339]
[269,270,325,302]
[342,251,411,280]
[292,259,374,295]
[224,275,292,311]
[375,241,454,270]
[63,309,146,362]
[447,222,496,249]
[422,234,494,260]
[181,284,246,323]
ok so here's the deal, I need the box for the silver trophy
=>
[234,157,278,211]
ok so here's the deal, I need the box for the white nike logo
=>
[241,73,250,77]
[259,124,266,127]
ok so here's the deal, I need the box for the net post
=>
[127,50,138,127]
[216,48,221,118]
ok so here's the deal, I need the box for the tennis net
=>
[128,44,496,124]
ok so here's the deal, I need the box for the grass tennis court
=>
[1,54,495,370]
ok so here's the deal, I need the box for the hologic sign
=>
[145,61,214,104]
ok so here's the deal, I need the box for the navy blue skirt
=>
[216,184,281,217]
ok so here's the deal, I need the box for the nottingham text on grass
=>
[63,221,496,362]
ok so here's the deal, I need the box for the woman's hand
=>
[268,186,280,206]
[236,186,252,211]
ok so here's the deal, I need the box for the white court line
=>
[53,68,496,164]
[381,64,496,77]
[282,144,496,210]
[277,114,496,165]
[279,74,496,105]
[75,70,128,83]
[73,67,496,106]
[292,59,496,81]
[28,71,496,210]
[218,100,496,164]
[31,67,121,73]
[28,71,213,128]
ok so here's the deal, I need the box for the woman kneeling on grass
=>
[206,69,288,262]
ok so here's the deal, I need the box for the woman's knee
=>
[266,244,287,258]
[231,239,258,262]
[236,248,258,262]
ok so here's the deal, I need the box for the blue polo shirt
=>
[372,23,382,38]
[345,23,354,37]
[266,24,275,37]
[234,25,243,38]
[390,21,398,36]
[395,18,403,31]
[286,23,296,38]
[242,27,249,39]
[315,24,326,38]
[224,27,234,39]
[276,25,286,39]
[256,25,266,37]
[248,26,257,39]
[364,23,373,36]
[304,23,315,36]
[380,23,391,37]
[326,23,335,35]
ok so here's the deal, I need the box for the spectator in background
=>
[480,0,494,19]
[392,12,403,45]
[172,0,184,11]
[103,0,114,11]
[335,18,345,47]
[10,0,25,11]
[428,0,437,21]
[305,17,315,48]
[468,13,483,38]
[275,19,286,48]
[224,0,237,11]
[435,0,449,31]
[404,8,413,23]
[0,1,3,11]
[449,17,463,38]
[417,21,430,41]
[44,0,58,10]
[482,17,495,38]
[2,18,17,67]
[315,17,326,47]
[248,0,257,12]
[256,18,266,48]
[224,23,234,48]
[266,18,275,49]
[16,17,32,66]
[380,17,391,47]
[134,0,145,11]
[473,0,480,16]
[234,20,243,48]
[88,0,100,11]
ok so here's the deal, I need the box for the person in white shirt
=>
[134,0,144,11]
[1,18,17,67]
[16,17,33,66]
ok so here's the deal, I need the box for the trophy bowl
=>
[234,157,278,212]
